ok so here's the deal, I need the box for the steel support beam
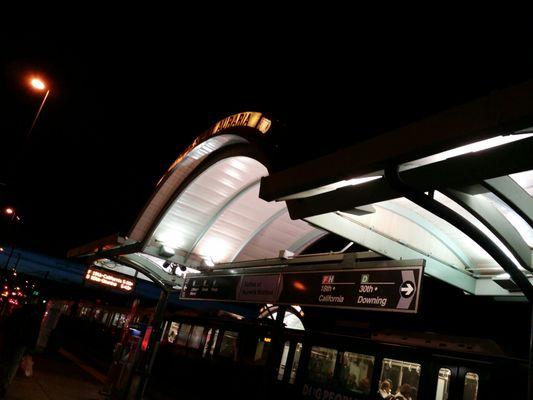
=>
[284,136,533,220]
[443,188,532,270]
[483,175,533,227]
[385,166,533,302]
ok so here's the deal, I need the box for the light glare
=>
[31,78,46,90]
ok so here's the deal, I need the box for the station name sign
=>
[180,261,424,314]
[84,267,136,292]
[211,112,271,135]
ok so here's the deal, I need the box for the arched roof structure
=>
[128,112,325,270]
[69,112,326,288]
[260,81,533,297]
[71,82,533,299]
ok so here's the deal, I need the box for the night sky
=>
[2,26,533,257]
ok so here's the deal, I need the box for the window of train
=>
[167,322,180,344]
[188,325,205,349]
[219,331,239,359]
[289,342,303,384]
[463,372,479,400]
[209,329,220,356]
[176,323,192,346]
[254,337,272,365]
[379,358,421,400]
[111,313,123,327]
[435,368,452,400]
[338,351,374,395]
[202,329,213,357]
[307,346,337,385]
[277,341,291,380]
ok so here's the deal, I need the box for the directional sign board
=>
[180,260,424,313]
[277,264,423,313]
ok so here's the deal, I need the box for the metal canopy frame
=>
[260,80,533,201]
[257,82,533,300]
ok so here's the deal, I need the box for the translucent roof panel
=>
[434,191,523,271]
[152,156,266,251]
[148,155,322,266]
[194,185,285,263]
[233,210,319,262]
[376,197,502,275]
[351,200,471,272]
[130,134,247,242]
[510,170,533,196]
[481,192,533,247]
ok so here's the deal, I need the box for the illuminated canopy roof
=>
[260,81,533,297]
[71,82,533,299]
[69,112,325,288]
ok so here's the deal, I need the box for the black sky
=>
[2,25,533,256]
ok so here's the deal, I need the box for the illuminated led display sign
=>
[85,267,136,292]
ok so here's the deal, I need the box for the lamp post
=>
[2,207,20,271]
[27,78,50,139]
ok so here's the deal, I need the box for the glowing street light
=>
[27,76,50,139]
[30,78,46,91]
[4,208,14,215]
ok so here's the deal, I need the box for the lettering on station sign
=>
[277,264,423,313]
[181,261,424,313]
[85,267,136,292]
[211,112,271,135]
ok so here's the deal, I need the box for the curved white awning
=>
[125,112,324,280]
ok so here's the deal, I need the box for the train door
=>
[274,333,305,397]
[430,363,459,400]
[429,359,488,400]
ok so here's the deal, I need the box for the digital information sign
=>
[180,261,424,314]
[84,267,136,293]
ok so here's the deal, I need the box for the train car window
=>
[379,358,421,400]
[277,341,291,380]
[117,314,127,328]
[254,337,272,365]
[111,312,122,326]
[188,325,205,349]
[167,322,180,344]
[202,328,213,357]
[338,351,374,395]
[219,330,239,359]
[463,372,479,400]
[210,329,220,356]
[435,368,452,400]
[176,323,192,346]
[289,342,303,384]
[307,346,337,385]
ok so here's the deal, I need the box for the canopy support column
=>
[132,288,170,400]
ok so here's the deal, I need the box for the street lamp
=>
[1,207,21,272]
[27,77,50,139]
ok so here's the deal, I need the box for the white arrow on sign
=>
[400,283,414,296]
